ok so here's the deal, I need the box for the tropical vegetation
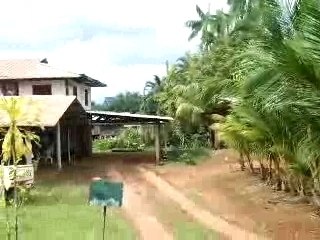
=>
[144,0,320,205]
[0,98,41,239]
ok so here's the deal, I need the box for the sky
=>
[0,0,228,103]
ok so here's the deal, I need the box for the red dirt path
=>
[36,151,320,239]
[150,149,320,240]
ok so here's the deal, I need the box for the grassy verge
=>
[167,148,212,165]
[0,183,137,240]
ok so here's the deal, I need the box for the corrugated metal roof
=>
[0,59,106,87]
[0,96,77,127]
[88,110,174,122]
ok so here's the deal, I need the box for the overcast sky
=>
[0,0,228,103]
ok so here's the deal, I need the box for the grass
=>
[0,183,137,240]
[167,148,212,165]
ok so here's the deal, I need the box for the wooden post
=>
[163,124,168,151]
[214,129,220,150]
[154,124,161,165]
[56,121,62,170]
[67,128,71,165]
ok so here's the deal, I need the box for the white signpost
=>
[1,164,34,190]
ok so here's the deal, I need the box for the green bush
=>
[93,128,146,152]
[167,147,211,165]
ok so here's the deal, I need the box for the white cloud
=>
[0,0,229,103]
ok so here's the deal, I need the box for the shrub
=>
[93,128,146,152]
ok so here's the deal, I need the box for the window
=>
[32,85,52,95]
[73,86,77,97]
[84,89,89,106]
[66,86,69,95]
[0,82,18,96]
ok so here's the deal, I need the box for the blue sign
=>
[89,180,123,207]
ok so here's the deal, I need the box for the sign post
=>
[89,178,123,240]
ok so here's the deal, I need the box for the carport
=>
[87,110,173,164]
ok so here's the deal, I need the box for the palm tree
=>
[186,5,234,50]
[142,75,165,115]
[185,5,213,40]
[157,0,320,202]
[143,75,163,95]
[218,0,320,196]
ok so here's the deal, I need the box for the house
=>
[0,58,173,168]
[0,59,106,169]
[0,58,106,110]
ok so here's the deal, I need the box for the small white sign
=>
[1,165,34,190]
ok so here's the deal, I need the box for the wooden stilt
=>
[154,124,161,165]
[56,121,62,170]
[67,128,71,165]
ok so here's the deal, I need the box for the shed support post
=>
[56,121,62,170]
[67,128,71,165]
[154,124,161,165]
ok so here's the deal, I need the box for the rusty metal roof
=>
[0,96,79,127]
[0,59,106,87]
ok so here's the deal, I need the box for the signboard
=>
[89,179,123,207]
[1,164,34,190]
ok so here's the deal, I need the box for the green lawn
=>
[0,183,137,240]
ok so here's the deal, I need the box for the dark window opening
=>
[0,82,18,96]
[73,86,77,97]
[32,85,52,95]
[85,89,89,106]
[66,86,69,95]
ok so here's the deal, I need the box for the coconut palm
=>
[157,0,320,201]
[186,5,232,49]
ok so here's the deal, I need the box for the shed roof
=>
[0,59,106,87]
[0,96,79,127]
[87,110,173,125]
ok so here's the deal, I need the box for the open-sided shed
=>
[0,96,91,169]
[87,110,173,164]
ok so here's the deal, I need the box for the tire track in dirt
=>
[137,166,269,240]
[107,165,173,240]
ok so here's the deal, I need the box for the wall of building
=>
[18,79,92,110]
[67,79,91,110]
[19,79,65,95]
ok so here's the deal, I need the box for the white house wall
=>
[67,79,91,110]
[18,79,91,110]
[19,79,65,95]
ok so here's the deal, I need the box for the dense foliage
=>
[147,0,320,203]
[92,89,159,115]
[92,92,144,113]
[93,128,146,152]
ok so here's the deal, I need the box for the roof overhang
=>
[87,110,173,125]
[0,96,83,127]
[78,74,106,87]
[0,59,107,88]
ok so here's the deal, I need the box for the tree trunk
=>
[208,129,215,149]
[239,152,245,171]
[245,153,254,173]
[299,177,305,197]
[273,157,282,191]
[259,161,267,181]
[267,157,273,184]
